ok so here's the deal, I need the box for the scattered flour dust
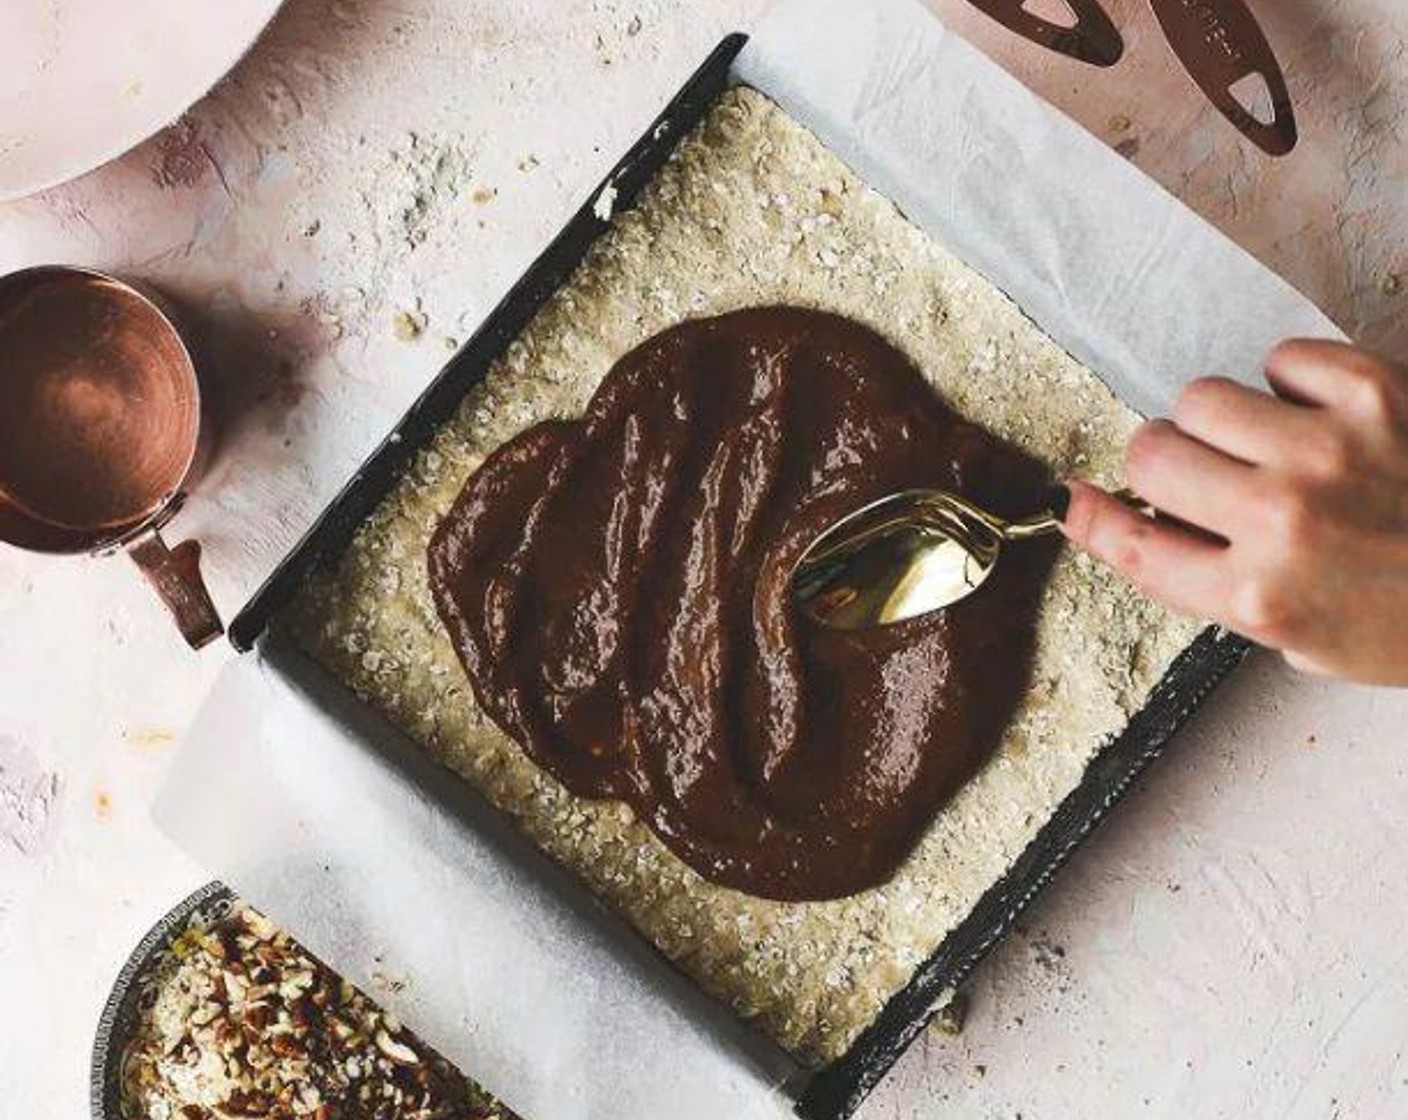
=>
[0,735,60,857]
[302,131,481,342]
[360,131,478,253]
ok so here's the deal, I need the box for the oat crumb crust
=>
[285,86,1199,1066]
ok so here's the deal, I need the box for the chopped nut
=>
[190,1001,222,1027]
[376,1029,419,1065]
[243,1002,275,1030]
[224,1087,274,1115]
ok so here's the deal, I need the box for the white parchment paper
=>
[157,647,796,1120]
[735,0,1343,413]
[158,1,1345,1117]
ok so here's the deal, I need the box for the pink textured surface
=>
[0,3,1405,1118]
[0,0,284,200]
[927,0,1408,357]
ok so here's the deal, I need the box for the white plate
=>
[0,0,284,202]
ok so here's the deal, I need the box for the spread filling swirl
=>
[429,307,1054,901]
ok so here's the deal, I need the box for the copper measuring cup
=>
[0,266,223,649]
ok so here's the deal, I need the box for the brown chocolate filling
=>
[429,307,1054,901]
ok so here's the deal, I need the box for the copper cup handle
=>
[127,530,224,650]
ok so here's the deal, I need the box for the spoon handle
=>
[961,0,1124,68]
[1145,0,1297,156]
[1003,485,1144,540]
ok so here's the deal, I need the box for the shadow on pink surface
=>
[178,294,321,471]
[927,0,1408,361]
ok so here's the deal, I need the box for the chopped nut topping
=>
[120,901,514,1120]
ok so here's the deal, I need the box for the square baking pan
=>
[228,34,1251,1120]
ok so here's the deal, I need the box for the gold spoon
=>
[793,486,1138,630]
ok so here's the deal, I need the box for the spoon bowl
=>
[793,486,1135,630]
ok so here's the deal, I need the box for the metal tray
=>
[91,881,236,1120]
[228,34,1251,1120]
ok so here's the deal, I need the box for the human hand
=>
[1058,339,1408,687]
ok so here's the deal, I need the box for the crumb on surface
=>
[392,308,427,341]
[933,991,969,1037]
